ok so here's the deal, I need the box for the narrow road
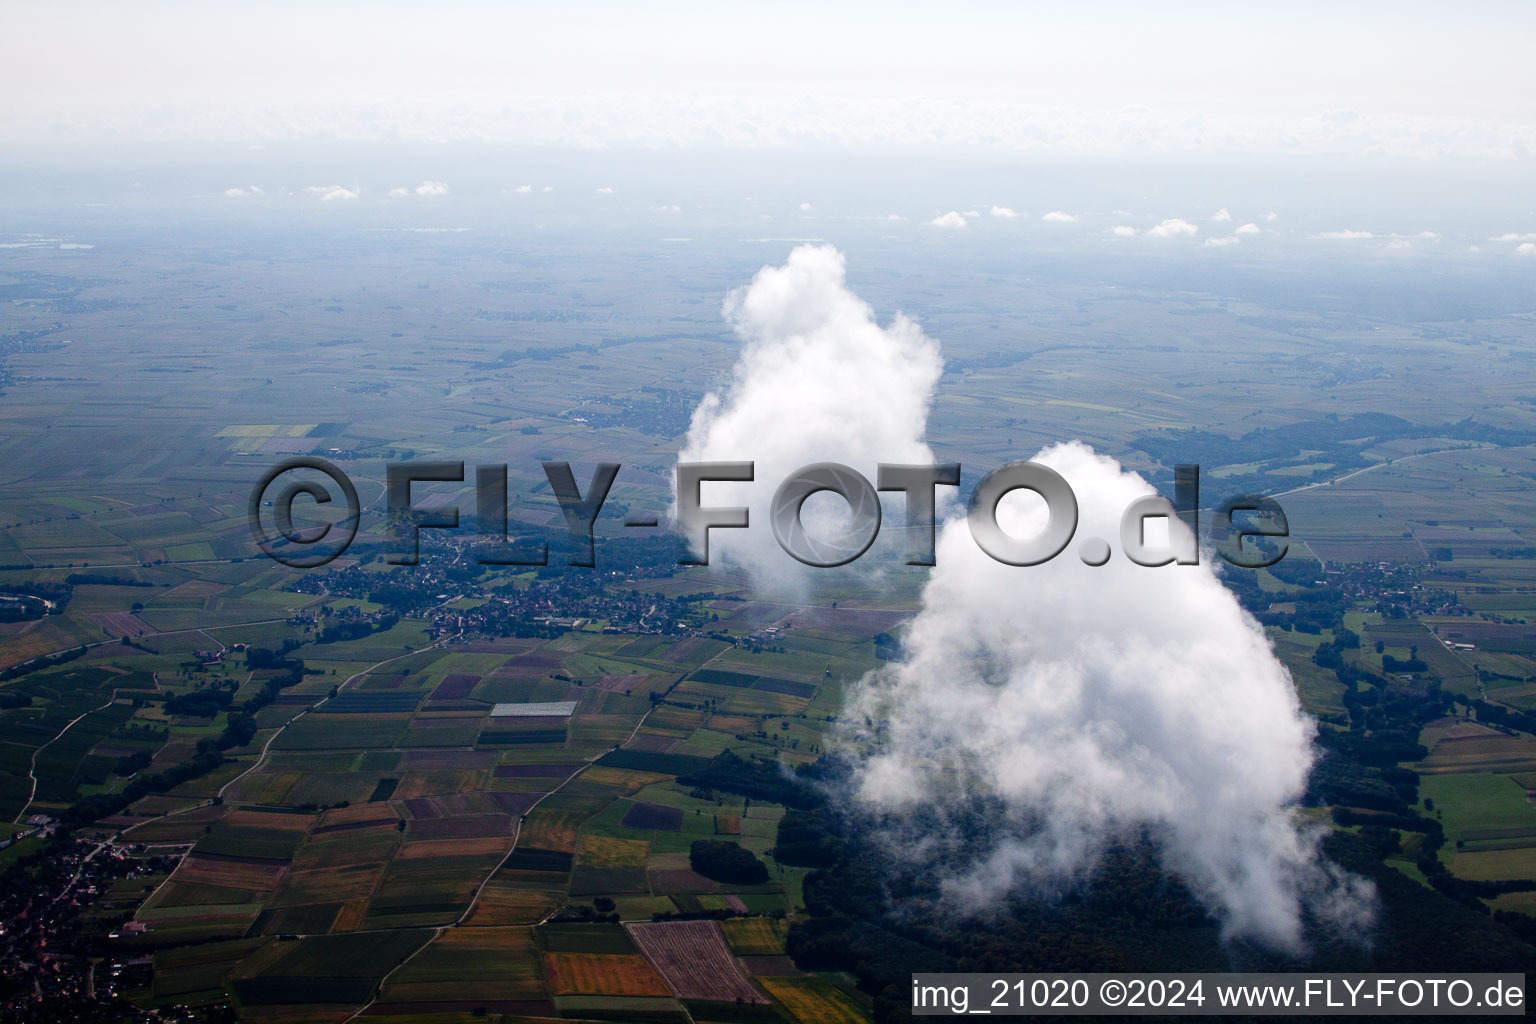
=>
[14,689,125,823]
[1,603,327,678]
[50,838,110,907]
[1268,444,1535,500]
[343,697,665,1023]
[214,634,462,805]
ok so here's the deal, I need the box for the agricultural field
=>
[0,577,876,1018]
[624,920,769,1003]
[2,203,1536,1020]
[759,976,872,1024]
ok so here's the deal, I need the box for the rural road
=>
[13,685,128,824]
[341,658,670,1022]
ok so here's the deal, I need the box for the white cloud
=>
[677,244,942,594]
[389,180,450,197]
[1380,231,1439,248]
[1042,210,1077,223]
[542,185,554,192]
[962,209,980,218]
[655,203,681,213]
[513,184,532,193]
[1518,242,1536,255]
[304,185,359,201]
[1212,207,1232,221]
[990,206,1018,218]
[929,211,967,228]
[799,201,813,211]
[843,442,1376,950]
[1204,235,1239,247]
[1146,217,1199,238]
[1264,212,1280,222]
[675,245,1376,952]
[1315,229,1373,239]
[1110,225,1137,237]
[1235,222,1261,235]
[1492,232,1536,242]
[596,186,615,194]
[223,185,262,198]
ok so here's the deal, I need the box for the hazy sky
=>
[4,1,1534,158]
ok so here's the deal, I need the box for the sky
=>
[3,1,1534,159]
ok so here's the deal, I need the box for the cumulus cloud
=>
[542,185,554,192]
[513,184,532,193]
[1384,232,1439,248]
[799,202,813,211]
[1212,207,1232,221]
[676,244,942,594]
[390,181,450,197]
[304,185,359,201]
[1315,230,1373,240]
[673,247,1374,951]
[990,206,1018,218]
[841,443,1375,949]
[1264,211,1280,222]
[1204,235,1239,247]
[1111,225,1137,237]
[655,204,681,213]
[929,211,967,228]
[1519,243,1536,255]
[1492,232,1536,242]
[1042,210,1077,223]
[1146,218,1199,238]
[596,186,615,194]
[962,209,980,218]
[1236,222,1261,235]
[223,185,262,198]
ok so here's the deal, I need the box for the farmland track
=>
[1270,444,1536,501]
[2,619,293,677]
[91,627,475,1018]
[1,580,332,677]
[343,698,667,1022]
[215,634,461,804]
[72,604,768,1021]
[13,686,126,823]
[112,626,466,921]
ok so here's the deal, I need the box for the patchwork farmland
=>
[1,566,885,1020]
[5,213,1536,1019]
